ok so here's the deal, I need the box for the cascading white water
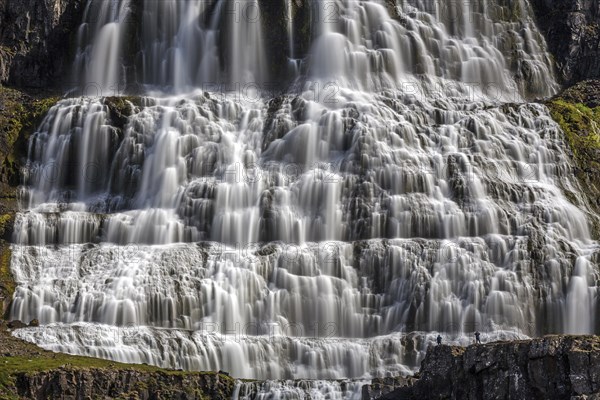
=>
[140,0,221,90]
[73,0,131,94]
[10,0,599,399]
[233,379,367,400]
[285,0,300,76]
[75,0,269,92]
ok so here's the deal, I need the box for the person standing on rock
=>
[437,334,442,345]
[475,331,481,344]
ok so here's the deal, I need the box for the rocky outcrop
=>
[551,79,600,108]
[531,0,600,84]
[0,0,84,88]
[371,336,600,400]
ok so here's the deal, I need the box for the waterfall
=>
[75,0,268,92]
[305,0,558,96]
[140,0,221,90]
[285,0,300,76]
[10,0,599,398]
[73,0,132,94]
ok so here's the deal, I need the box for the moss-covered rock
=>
[0,86,59,189]
[104,96,144,128]
[546,80,600,238]
[547,82,600,174]
[0,214,13,242]
[547,99,600,169]
[0,243,13,320]
[550,80,600,109]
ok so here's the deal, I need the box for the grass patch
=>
[0,336,232,398]
[0,354,219,385]
[0,328,236,398]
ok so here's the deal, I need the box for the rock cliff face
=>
[0,0,84,88]
[531,0,600,84]
[372,336,600,400]
[15,368,235,400]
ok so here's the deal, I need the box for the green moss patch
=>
[547,99,600,170]
[0,244,14,314]
[0,215,13,240]
[0,87,59,188]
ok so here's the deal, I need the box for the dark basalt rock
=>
[15,368,235,400]
[530,0,600,85]
[6,320,26,329]
[552,79,600,108]
[0,0,85,88]
[367,336,600,400]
